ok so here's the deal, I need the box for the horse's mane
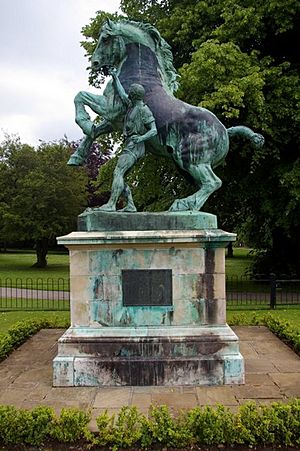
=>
[118,20,180,93]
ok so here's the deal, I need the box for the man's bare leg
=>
[99,153,136,211]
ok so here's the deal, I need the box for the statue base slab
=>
[78,210,217,231]
[53,211,244,386]
[53,325,243,386]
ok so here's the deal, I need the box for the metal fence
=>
[0,278,70,311]
[0,275,299,311]
[226,274,300,309]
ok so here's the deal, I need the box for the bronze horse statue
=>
[69,19,264,211]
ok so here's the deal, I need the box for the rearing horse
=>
[69,19,264,212]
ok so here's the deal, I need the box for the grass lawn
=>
[0,251,69,285]
[225,247,254,277]
[0,297,70,311]
[0,311,70,336]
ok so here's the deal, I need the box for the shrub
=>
[0,335,12,360]
[94,406,143,449]
[49,408,90,443]
[0,405,54,445]
[95,410,115,446]
[0,316,70,363]
[8,319,50,347]
[229,313,300,356]
[0,402,299,447]
[265,316,300,354]
[236,400,300,446]
[140,404,192,448]
[187,405,236,445]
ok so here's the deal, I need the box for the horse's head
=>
[91,19,126,75]
[91,19,180,93]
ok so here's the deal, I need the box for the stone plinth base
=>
[54,211,244,387]
[53,325,244,386]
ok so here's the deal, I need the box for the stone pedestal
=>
[53,211,244,386]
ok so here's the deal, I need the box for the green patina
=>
[78,210,218,231]
[69,19,264,213]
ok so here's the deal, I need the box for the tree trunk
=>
[33,238,48,268]
[0,241,7,252]
[227,242,234,258]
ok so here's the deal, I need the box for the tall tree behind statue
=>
[82,0,299,276]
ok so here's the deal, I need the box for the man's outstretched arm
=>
[108,67,129,105]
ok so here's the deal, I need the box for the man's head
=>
[128,83,145,101]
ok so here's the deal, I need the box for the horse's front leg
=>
[74,91,108,137]
[68,120,113,166]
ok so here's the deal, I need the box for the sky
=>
[0,0,121,147]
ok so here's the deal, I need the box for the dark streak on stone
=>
[168,309,174,325]
[79,337,224,359]
[93,276,103,299]
[206,297,218,325]
[205,248,215,274]
[112,249,123,261]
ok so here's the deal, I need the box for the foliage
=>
[0,401,299,447]
[94,406,143,449]
[0,311,70,337]
[118,0,300,275]
[228,312,300,355]
[49,408,90,443]
[69,137,115,208]
[186,404,236,445]
[266,315,300,354]
[140,404,192,448]
[0,334,12,360]
[94,410,115,446]
[0,405,54,446]
[0,135,88,267]
[236,401,300,446]
[0,316,69,361]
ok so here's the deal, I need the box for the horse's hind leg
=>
[169,163,222,212]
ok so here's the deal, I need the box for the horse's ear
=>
[106,18,115,29]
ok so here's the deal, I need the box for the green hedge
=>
[265,316,300,354]
[229,313,300,355]
[0,317,70,362]
[0,402,299,448]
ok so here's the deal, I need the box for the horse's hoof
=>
[169,199,191,211]
[119,206,137,213]
[168,200,181,212]
[98,204,116,212]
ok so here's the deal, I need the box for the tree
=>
[120,0,300,275]
[81,1,300,275]
[69,137,115,208]
[0,136,88,267]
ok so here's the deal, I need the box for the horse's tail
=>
[227,125,264,148]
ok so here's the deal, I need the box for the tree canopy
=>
[0,136,88,267]
[81,0,300,275]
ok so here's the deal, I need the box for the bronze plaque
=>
[122,269,172,306]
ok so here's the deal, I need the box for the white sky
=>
[0,0,121,146]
